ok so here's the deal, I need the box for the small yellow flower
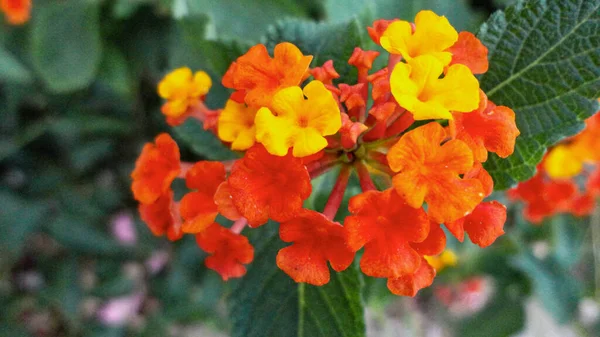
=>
[380,10,458,65]
[425,250,458,272]
[158,67,212,118]
[544,145,584,179]
[255,81,341,157]
[217,100,259,151]
[390,55,479,120]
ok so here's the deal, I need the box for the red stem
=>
[355,161,377,192]
[322,166,351,220]
[230,218,248,234]
[306,153,340,178]
[178,162,194,179]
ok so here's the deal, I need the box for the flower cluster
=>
[132,10,520,296]
[509,109,600,223]
[1,0,31,25]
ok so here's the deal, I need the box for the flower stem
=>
[355,161,377,192]
[306,153,341,179]
[230,217,248,234]
[322,165,351,220]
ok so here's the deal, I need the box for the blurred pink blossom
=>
[145,250,170,275]
[97,292,144,327]
[111,211,137,246]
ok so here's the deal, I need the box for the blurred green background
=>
[1,0,599,336]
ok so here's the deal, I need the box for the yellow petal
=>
[191,71,212,97]
[302,81,341,135]
[544,145,584,179]
[426,63,480,113]
[291,127,328,157]
[218,100,258,150]
[380,20,412,57]
[255,107,295,156]
[158,67,192,99]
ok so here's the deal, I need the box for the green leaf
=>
[477,0,600,189]
[173,119,238,161]
[47,215,131,257]
[180,0,309,41]
[31,0,102,93]
[324,0,485,32]
[512,252,582,323]
[0,44,32,84]
[229,224,365,337]
[264,18,365,84]
[0,191,50,257]
[551,214,587,268]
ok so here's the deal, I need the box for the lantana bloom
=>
[132,9,520,295]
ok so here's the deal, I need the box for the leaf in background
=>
[0,191,50,257]
[97,45,133,99]
[324,0,485,32]
[0,44,32,84]
[46,215,132,257]
[264,18,365,84]
[551,214,587,268]
[173,120,238,161]
[31,0,102,93]
[179,0,310,41]
[229,223,365,337]
[477,0,600,189]
[39,255,81,324]
[512,252,582,323]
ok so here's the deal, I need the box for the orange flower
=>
[227,145,312,227]
[138,191,183,241]
[387,122,484,223]
[196,223,254,281]
[387,257,435,297]
[1,0,31,25]
[131,133,180,205]
[445,201,506,248]
[276,210,355,286]
[447,32,489,74]
[367,19,398,44]
[179,161,226,233]
[345,189,429,278]
[450,91,519,162]
[213,182,242,221]
[310,60,340,85]
[222,42,313,108]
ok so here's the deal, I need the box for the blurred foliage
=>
[1,0,599,336]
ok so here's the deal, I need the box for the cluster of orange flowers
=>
[1,0,30,25]
[132,11,521,296]
[509,110,600,223]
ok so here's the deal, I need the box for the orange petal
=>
[387,258,436,297]
[447,32,488,74]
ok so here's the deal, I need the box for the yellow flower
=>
[425,250,458,272]
[380,10,458,65]
[544,144,584,179]
[390,55,479,120]
[217,100,258,151]
[255,80,341,157]
[158,67,212,117]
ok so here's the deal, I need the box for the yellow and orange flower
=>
[390,55,480,120]
[387,122,484,223]
[222,42,313,108]
[158,67,212,126]
[217,100,259,151]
